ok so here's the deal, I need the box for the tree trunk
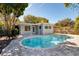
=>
[4,14,11,40]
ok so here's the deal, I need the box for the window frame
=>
[45,26,48,29]
[49,26,51,29]
[25,25,30,31]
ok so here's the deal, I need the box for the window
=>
[49,26,51,29]
[39,26,41,29]
[45,26,48,29]
[32,26,35,32]
[25,26,30,31]
[45,26,51,29]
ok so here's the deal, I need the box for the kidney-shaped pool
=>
[21,34,71,48]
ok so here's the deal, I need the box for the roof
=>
[20,23,53,26]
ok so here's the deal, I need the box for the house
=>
[20,23,53,35]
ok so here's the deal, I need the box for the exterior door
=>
[32,25,39,34]
[32,26,36,34]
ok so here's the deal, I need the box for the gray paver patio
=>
[1,37,79,56]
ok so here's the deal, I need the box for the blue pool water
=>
[21,34,71,48]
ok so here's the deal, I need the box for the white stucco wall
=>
[20,23,53,35]
[42,24,53,35]
[20,24,32,35]
[37,25,43,35]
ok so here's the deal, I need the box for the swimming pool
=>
[21,34,71,48]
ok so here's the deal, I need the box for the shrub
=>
[0,28,4,36]
[11,28,19,36]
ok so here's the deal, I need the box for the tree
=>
[61,18,71,27]
[64,3,72,8]
[64,3,79,8]
[36,17,48,23]
[0,3,28,39]
[64,3,79,14]
[24,15,48,23]
[0,21,4,28]
[24,15,37,23]
[64,3,79,32]
[74,16,79,31]
[0,13,4,28]
[55,18,72,27]
[7,14,20,32]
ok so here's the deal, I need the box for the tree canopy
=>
[64,3,72,8]
[74,16,79,31]
[64,3,79,31]
[24,15,48,23]
[0,3,28,17]
[64,3,79,8]
[0,3,28,30]
[0,3,28,38]
[54,18,73,27]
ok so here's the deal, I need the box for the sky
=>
[19,3,79,23]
